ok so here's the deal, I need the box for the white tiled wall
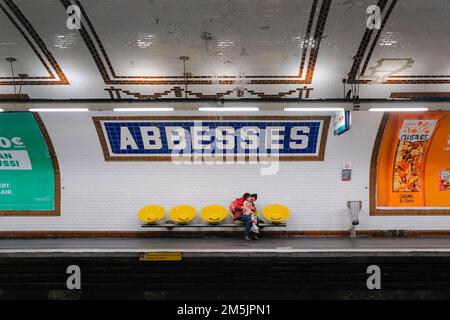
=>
[1,110,450,232]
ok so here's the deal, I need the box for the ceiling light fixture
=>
[113,107,174,112]
[369,107,429,112]
[199,107,259,112]
[284,107,345,112]
[28,108,89,112]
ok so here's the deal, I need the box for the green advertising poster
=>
[0,113,57,213]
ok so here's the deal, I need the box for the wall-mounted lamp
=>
[4,57,17,95]
[18,73,28,96]
[179,56,190,99]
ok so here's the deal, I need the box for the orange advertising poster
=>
[373,111,450,215]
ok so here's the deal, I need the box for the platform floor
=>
[2,237,450,256]
[3,237,450,299]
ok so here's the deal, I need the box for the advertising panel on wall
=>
[93,116,330,161]
[333,110,351,136]
[0,113,60,216]
[371,111,450,215]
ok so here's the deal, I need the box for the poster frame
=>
[0,113,60,216]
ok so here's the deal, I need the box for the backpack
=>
[229,197,245,220]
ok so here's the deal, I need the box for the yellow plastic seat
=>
[137,205,166,224]
[262,204,290,223]
[169,205,196,224]
[201,205,228,224]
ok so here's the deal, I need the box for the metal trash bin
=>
[347,201,362,238]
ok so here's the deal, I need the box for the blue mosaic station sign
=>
[93,117,330,161]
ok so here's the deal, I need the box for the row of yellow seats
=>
[138,204,290,224]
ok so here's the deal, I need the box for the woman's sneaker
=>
[244,235,252,241]
[250,224,260,234]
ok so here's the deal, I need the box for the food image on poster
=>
[393,120,437,193]
[393,141,425,192]
[440,169,450,191]
[371,111,450,215]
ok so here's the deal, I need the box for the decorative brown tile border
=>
[0,113,61,216]
[0,94,29,99]
[348,0,450,85]
[105,86,314,100]
[5,229,450,238]
[0,0,69,86]
[390,92,450,99]
[61,0,330,86]
[0,230,351,239]
[369,112,388,216]
[92,116,330,162]
[369,113,450,216]
[357,230,450,237]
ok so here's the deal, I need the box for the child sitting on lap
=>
[243,196,259,234]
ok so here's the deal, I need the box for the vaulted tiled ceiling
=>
[0,0,449,100]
